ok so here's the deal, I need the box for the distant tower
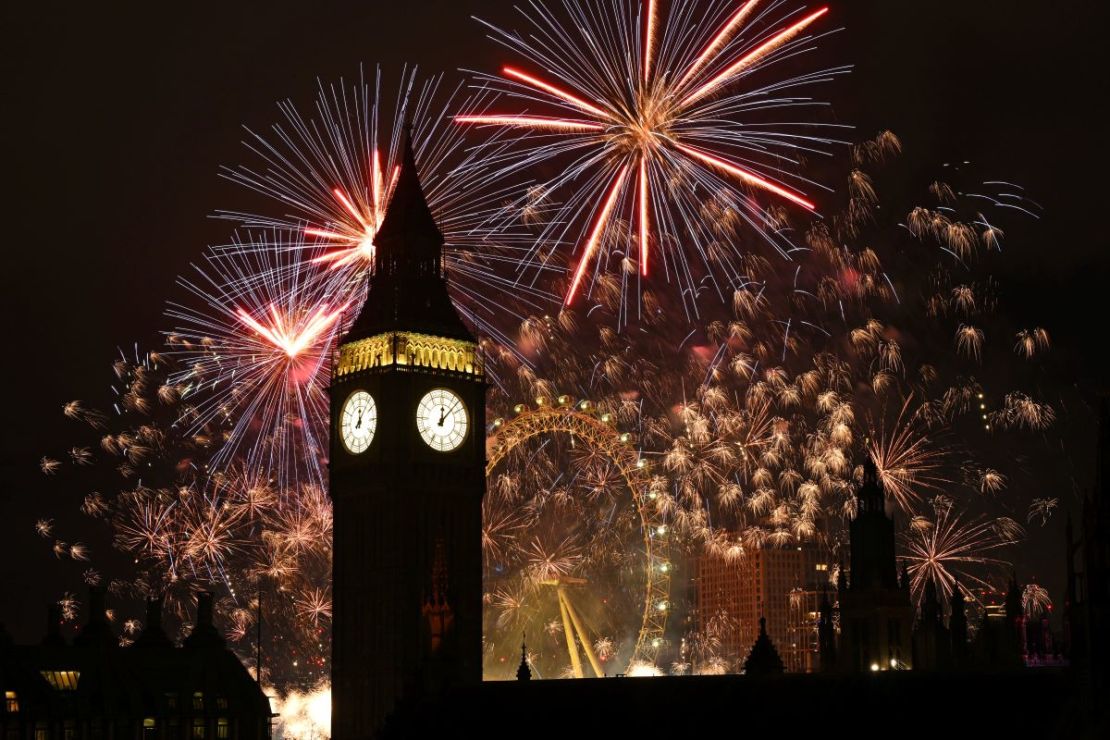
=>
[1005,574,1027,661]
[912,579,951,670]
[329,130,487,738]
[743,617,785,675]
[950,582,968,666]
[836,456,914,671]
[1079,401,1110,683]
[817,591,836,672]
[516,635,532,681]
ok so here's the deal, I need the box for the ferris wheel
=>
[485,396,671,674]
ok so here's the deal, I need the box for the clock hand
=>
[356,409,363,430]
[437,407,447,427]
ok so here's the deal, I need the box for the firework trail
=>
[902,497,1013,605]
[166,232,344,490]
[216,65,556,359]
[865,396,951,515]
[457,0,849,320]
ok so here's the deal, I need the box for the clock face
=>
[340,390,377,454]
[416,388,468,452]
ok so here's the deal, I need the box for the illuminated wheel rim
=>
[486,399,670,669]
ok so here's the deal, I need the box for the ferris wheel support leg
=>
[563,591,604,678]
[558,588,585,678]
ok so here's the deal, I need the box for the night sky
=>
[3,1,1108,642]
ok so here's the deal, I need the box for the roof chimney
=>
[135,597,172,648]
[88,586,107,624]
[184,591,225,649]
[74,586,115,647]
[42,604,66,647]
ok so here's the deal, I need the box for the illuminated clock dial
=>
[340,390,377,454]
[416,388,468,452]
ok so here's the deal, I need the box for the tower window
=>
[192,718,207,738]
[193,692,204,710]
[4,691,17,712]
[217,718,230,739]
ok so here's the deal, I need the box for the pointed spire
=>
[339,123,474,344]
[950,579,968,664]
[1005,573,1023,621]
[516,633,532,681]
[921,579,941,624]
[862,454,879,485]
[743,616,785,675]
[856,454,886,514]
[373,124,444,277]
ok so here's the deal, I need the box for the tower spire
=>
[516,633,532,681]
[373,125,444,278]
[341,124,472,344]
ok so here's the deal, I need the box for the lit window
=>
[217,719,230,739]
[193,692,204,711]
[35,725,47,740]
[192,718,206,738]
[40,670,81,690]
[4,691,17,712]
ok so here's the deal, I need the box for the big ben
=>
[328,130,486,738]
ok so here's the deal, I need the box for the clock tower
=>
[328,131,486,739]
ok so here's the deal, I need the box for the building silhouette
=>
[0,589,272,739]
[836,456,913,671]
[1063,400,1110,716]
[328,129,486,738]
[911,580,952,670]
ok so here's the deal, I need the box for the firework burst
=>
[458,0,848,319]
[865,397,950,514]
[902,497,1012,604]
[217,65,554,358]
[167,233,344,490]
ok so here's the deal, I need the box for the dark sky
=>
[2,1,1107,641]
